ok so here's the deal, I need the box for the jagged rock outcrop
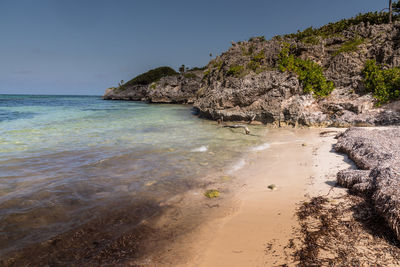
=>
[104,20,400,126]
[103,84,147,101]
[103,71,202,104]
[192,21,400,126]
[335,127,400,240]
[146,73,201,104]
[194,71,302,123]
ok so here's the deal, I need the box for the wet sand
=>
[184,128,350,266]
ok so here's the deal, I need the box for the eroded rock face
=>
[194,71,302,123]
[191,22,400,126]
[104,22,400,126]
[102,71,202,104]
[103,85,147,101]
[146,74,201,104]
[335,127,400,240]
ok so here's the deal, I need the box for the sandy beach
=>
[167,128,349,266]
[166,126,400,267]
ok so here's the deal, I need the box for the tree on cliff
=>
[393,0,400,14]
[179,64,185,73]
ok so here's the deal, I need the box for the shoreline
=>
[184,128,347,266]
[4,125,400,266]
[177,126,400,266]
[134,127,348,266]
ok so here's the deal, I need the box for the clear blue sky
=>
[0,0,389,95]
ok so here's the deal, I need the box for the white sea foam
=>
[227,158,246,174]
[251,142,270,151]
[269,139,305,146]
[191,145,208,152]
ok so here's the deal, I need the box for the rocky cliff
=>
[103,70,202,104]
[104,14,400,126]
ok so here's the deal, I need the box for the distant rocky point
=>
[104,12,400,127]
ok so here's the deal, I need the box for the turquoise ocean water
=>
[0,94,265,257]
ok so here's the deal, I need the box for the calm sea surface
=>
[0,94,265,256]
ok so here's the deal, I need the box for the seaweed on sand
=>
[293,195,400,266]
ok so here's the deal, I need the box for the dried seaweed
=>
[293,195,400,266]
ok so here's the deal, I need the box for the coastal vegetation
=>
[278,43,335,97]
[248,36,266,42]
[332,37,365,56]
[227,65,245,77]
[284,12,394,42]
[362,59,400,105]
[189,66,207,71]
[149,82,157,89]
[124,66,178,87]
[183,73,197,79]
[104,9,400,127]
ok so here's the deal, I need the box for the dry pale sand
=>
[183,128,351,267]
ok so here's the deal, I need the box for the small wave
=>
[251,142,270,151]
[269,140,304,146]
[227,158,246,174]
[191,146,208,152]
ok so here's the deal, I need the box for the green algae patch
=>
[204,189,220,198]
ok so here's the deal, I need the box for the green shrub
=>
[251,50,265,62]
[183,73,197,79]
[212,60,223,70]
[249,36,266,42]
[202,69,211,81]
[286,12,393,41]
[189,66,207,71]
[149,83,157,89]
[242,45,254,56]
[125,66,178,86]
[302,36,320,45]
[246,61,260,72]
[227,65,245,77]
[362,60,400,105]
[278,43,334,97]
[333,37,364,56]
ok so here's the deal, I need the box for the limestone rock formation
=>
[103,71,202,104]
[104,19,400,126]
[335,127,400,240]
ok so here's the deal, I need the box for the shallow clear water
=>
[0,94,265,256]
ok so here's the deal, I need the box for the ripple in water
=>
[0,94,266,259]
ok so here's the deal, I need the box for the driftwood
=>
[223,125,250,135]
[319,130,339,137]
[248,114,256,124]
[218,116,250,134]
